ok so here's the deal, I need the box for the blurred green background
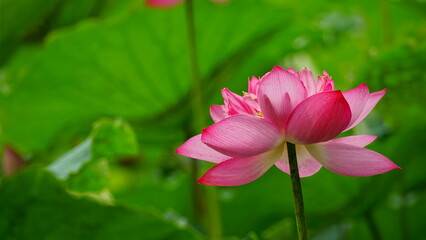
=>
[0,0,425,239]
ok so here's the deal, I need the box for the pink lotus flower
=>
[146,0,227,8]
[177,66,400,186]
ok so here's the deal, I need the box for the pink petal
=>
[176,135,231,163]
[242,95,260,113]
[257,66,307,131]
[316,71,334,92]
[286,68,299,77]
[306,142,401,177]
[146,0,184,8]
[299,68,316,96]
[327,135,377,147]
[342,84,370,130]
[259,94,292,132]
[222,88,254,115]
[201,114,282,158]
[346,89,387,130]
[275,144,322,178]
[286,91,351,144]
[248,76,260,95]
[197,149,281,186]
[210,105,226,123]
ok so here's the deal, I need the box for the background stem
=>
[185,0,222,238]
[380,0,393,46]
[287,142,309,240]
[365,210,383,240]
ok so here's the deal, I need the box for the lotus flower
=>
[146,0,227,8]
[177,66,400,186]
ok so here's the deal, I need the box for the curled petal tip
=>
[175,144,186,155]
[386,159,402,171]
[197,175,211,185]
[200,129,209,141]
[196,171,217,186]
[145,0,183,8]
[177,134,231,163]
[272,65,285,71]
[196,176,221,186]
[196,177,214,185]
[388,162,402,172]
[375,89,387,96]
[393,164,402,170]
[358,83,369,90]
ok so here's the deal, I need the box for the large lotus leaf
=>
[0,168,204,240]
[0,0,294,152]
[0,6,191,151]
[0,0,62,64]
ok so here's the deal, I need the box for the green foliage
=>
[91,118,138,159]
[0,0,425,239]
[0,0,61,63]
[47,118,138,193]
[48,137,92,180]
[0,6,191,151]
[0,168,203,240]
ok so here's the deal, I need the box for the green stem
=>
[365,211,382,240]
[184,0,222,239]
[286,142,309,240]
[398,174,410,240]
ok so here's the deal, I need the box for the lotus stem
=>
[185,0,222,238]
[287,142,309,240]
